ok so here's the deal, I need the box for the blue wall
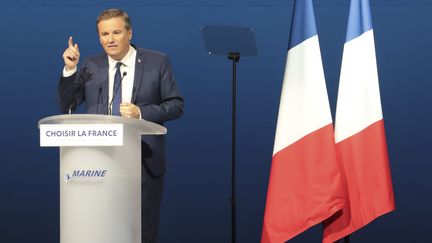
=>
[0,0,431,242]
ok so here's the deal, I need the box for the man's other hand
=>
[120,102,141,119]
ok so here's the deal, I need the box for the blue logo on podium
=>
[64,169,108,185]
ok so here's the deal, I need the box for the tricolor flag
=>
[323,0,395,242]
[261,1,344,242]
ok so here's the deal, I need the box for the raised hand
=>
[62,36,80,70]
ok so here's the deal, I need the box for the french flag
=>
[323,0,395,242]
[261,1,344,242]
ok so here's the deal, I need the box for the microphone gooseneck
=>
[96,86,102,114]
[108,71,127,115]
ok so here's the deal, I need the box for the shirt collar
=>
[108,45,136,70]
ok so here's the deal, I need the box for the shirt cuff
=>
[63,66,77,77]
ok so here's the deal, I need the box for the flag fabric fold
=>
[261,1,344,242]
[323,0,395,242]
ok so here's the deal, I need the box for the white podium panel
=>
[39,115,166,243]
[40,124,124,146]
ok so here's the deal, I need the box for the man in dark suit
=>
[58,8,184,243]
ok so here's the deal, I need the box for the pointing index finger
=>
[68,36,74,48]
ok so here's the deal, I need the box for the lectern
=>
[38,114,166,243]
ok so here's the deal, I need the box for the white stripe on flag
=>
[335,30,383,142]
[273,36,333,155]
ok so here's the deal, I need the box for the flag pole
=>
[343,235,350,243]
[334,236,350,243]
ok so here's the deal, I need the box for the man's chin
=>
[107,52,120,60]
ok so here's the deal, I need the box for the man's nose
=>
[108,34,114,42]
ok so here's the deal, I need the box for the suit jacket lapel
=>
[132,49,144,103]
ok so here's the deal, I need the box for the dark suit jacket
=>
[58,47,184,177]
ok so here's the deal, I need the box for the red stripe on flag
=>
[323,120,395,243]
[262,124,344,243]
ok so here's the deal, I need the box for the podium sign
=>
[39,114,166,243]
[40,124,123,146]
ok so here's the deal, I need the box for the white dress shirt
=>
[107,45,136,106]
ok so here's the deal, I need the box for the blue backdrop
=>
[0,0,430,242]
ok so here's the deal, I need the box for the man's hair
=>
[96,9,132,32]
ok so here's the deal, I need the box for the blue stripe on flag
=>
[346,0,373,42]
[288,0,317,50]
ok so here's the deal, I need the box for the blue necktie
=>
[112,62,123,116]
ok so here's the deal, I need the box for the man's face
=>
[98,17,132,61]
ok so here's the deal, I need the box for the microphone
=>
[108,71,127,115]
[67,70,91,114]
[96,86,102,114]
[68,85,83,114]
